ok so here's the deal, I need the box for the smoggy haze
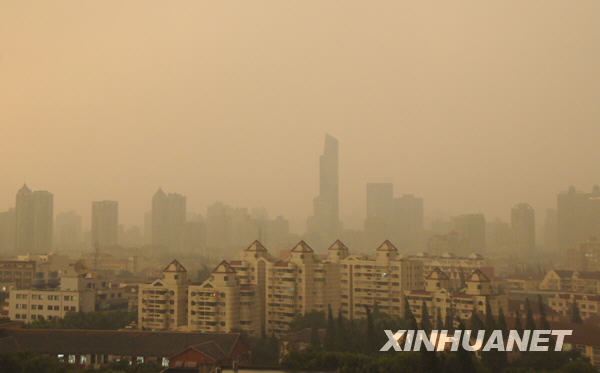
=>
[1,1,599,231]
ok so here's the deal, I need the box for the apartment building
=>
[266,240,341,336]
[340,240,424,320]
[547,293,600,320]
[138,260,188,330]
[188,260,241,334]
[0,260,35,289]
[8,288,94,322]
[412,252,493,288]
[61,271,130,311]
[405,268,508,324]
[540,270,600,294]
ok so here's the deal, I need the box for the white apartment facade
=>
[340,240,424,320]
[138,260,188,330]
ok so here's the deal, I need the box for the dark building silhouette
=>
[152,189,186,251]
[394,194,424,252]
[511,203,535,253]
[364,183,393,249]
[15,185,53,253]
[557,185,600,251]
[453,213,485,254]
[307,134,340,245]
[55,211,82,250]
[91,201,119,248]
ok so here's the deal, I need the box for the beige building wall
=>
[8,288,94,323]
[138,260,188,330]
[188,260,241,333]
[340,240,424,320]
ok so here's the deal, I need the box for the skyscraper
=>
[511,203,535,253]
[557,185,600,250]
[55,211,82,250]
[364,183,394,248]
[15,185,53,253]
[394,194,424,252]
[0,209,15,252]
[151,189,186,251]
[91,201,118,248]
[307,134,340,245]
[453,213,486,254]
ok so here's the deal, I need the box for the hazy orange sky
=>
[1,1,599,232]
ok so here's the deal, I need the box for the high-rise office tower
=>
[557,185,600,250]
[364,183,394,249]
[91,201,119,248]
[55,211,82,250]
[453,213,486,254]
[544,209,558,252]
[15,185,53,253]
[151,189,186,251]
[0,209,15,252]
[511,203,535,252]
[394,194,424,252]
[307,134,340,245]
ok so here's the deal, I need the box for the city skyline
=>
[2,2,599,233]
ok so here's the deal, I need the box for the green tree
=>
[525,298,536,331]
[310,324,321,350]
[420,301,432,336]
[537,295,551,330]
[456,318,476,373]
[336,308,346,351]
[365,306,377,353]
[324,304,336,351]
[570,301,583,324]
[514,309,524,335]
[404,297,418,330]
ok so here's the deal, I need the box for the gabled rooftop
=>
[426,267,450,281]
[212,260,236,274]
[244,240,267,252]
[376,240,397,252]
[466,268,490,283]
[163,259,187,273]
[291,240,314,253]
[327,240,348,251]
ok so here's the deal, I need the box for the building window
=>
[161,358,169,367]
[68,355,76,364]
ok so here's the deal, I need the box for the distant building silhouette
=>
[307,134,340,246]
[453,213,485,254]
[394,194,424,252]
[511,203,535,253]
[364,183,394,249]
[151,189,186,252]
[91,201,118,248]
[55,211,82,250]
[544,208,558,251]
[364,184,424,252]
[15,185,53,253]
[0,208,15,252]
[557,185,600,250]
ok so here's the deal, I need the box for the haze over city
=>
[2,1,600,233]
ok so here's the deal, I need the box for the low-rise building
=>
[8,288,94,322]
[540,270,600,294]
[0,327,250,369]
[405,268,508,324]
[0,260,35,289]
[547,292,600,320]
